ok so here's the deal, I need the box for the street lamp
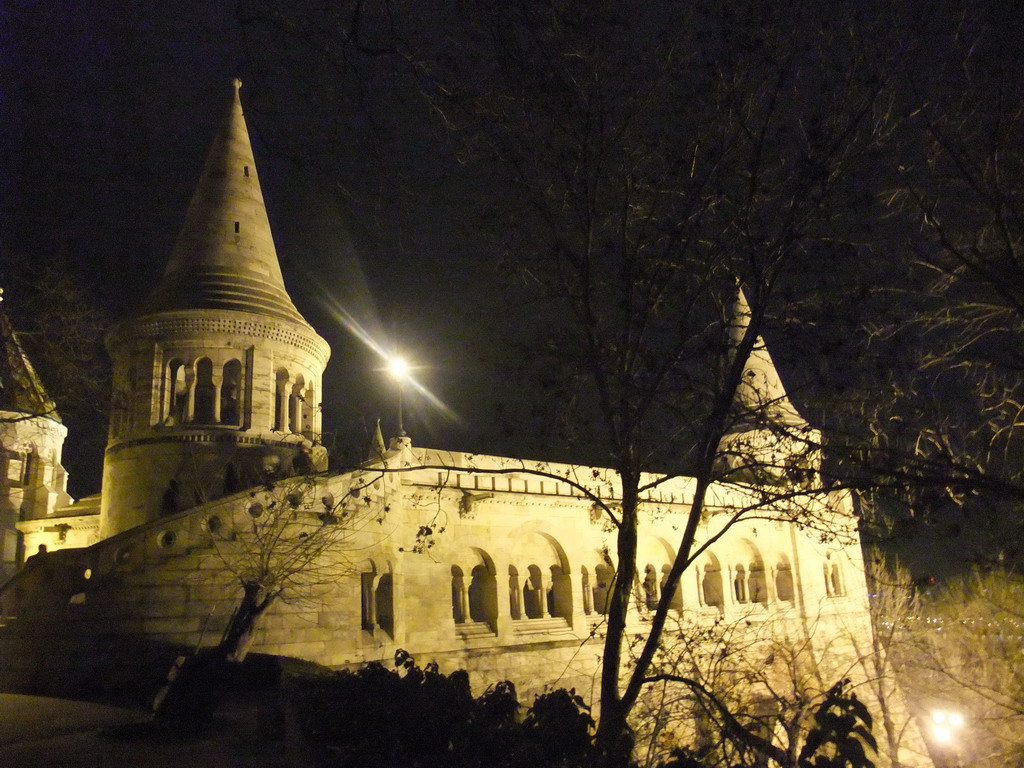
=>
[930,709,965,767]
[387,356,410,436]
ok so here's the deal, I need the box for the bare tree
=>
[153,467,389,725]
[632,589,924,768]
[207,470,387,663]
[822,5,1024,565]
[407,0,904,753]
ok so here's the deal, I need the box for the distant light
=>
[948,712,964,728]
[933,725,952,744]
[388,356,410,380]
[932,711,947,724]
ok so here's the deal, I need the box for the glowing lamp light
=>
[930,709,964,747]
[388,356,410,380]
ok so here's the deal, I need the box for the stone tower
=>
[0,297,72,575]
[100,80,330,538]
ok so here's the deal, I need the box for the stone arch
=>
[466,548,498,627]
[775,553,795,602]
[700,553,724,610]
[637,536,681,612]
[733,564,748,603]
[220,359,242,425]
[593,562,615,615]
[376,572,394,637]
[524,564,545,618]
[732,539,768,606]
[581,566,593,614]
[274,368,289,431]
[193,357,215,424]
[166,358,188,424]
[824,556,845,597]
[642,563,659,610]
[301,383,316,437]
[661,564,683,611]
[361,559,394,636]
[508,565,522,620]
[451,565,467,623]
[509,529,573,621]
[289,373,306,433]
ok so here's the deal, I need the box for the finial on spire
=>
[233,78,243,92]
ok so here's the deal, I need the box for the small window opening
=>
[234,221,240,234]
[243,166,250,177]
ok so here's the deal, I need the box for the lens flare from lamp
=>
[388,357,410,380]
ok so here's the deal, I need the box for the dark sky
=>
[1,1,526,496]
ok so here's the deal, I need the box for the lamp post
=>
[387,356,410,437]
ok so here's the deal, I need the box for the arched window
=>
[593,563,614,615]
[581,567,593,615]
[748,563,768,605]
[702,559,724,609]
[361,571,376,631]
[523,565,544,619]
[289,375,305,433]
[825,559,844,597]
[776,559,795,602]
[548,564,572,618]
[661,565,683,612]
[643,564,659,610]
[508,566,522,620]
[193,358,215,424]
[451,565,467,623]
[301,385,316,437]
[733,565,748,603]
[221,359,242,425]
[376,573,394,637]
[468,563,498,627]
[167,359,187,424]
[274,369,289,431]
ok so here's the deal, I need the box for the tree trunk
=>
[596,476,641,758]
[219,583,275,662]
[153,583,275,727]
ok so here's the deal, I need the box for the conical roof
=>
[729,287,805,427]
[138,80,309,325]
[0,300,60,420]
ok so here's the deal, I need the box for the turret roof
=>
[0,300,60,421]
[729,286,806,428]
[138,80,310,326]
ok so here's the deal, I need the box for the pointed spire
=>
[368,418,386,460]
[729,286,805,427]
[139,79,309,325]
[0,290,60,420]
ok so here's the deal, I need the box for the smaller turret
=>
[716,287,821,485]
[0,293,73,575]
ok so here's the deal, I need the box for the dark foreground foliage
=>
[285,652,876,768]
[286,649,617,768]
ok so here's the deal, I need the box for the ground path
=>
[0,694,288,767]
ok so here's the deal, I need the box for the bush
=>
[285,649,614,768]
